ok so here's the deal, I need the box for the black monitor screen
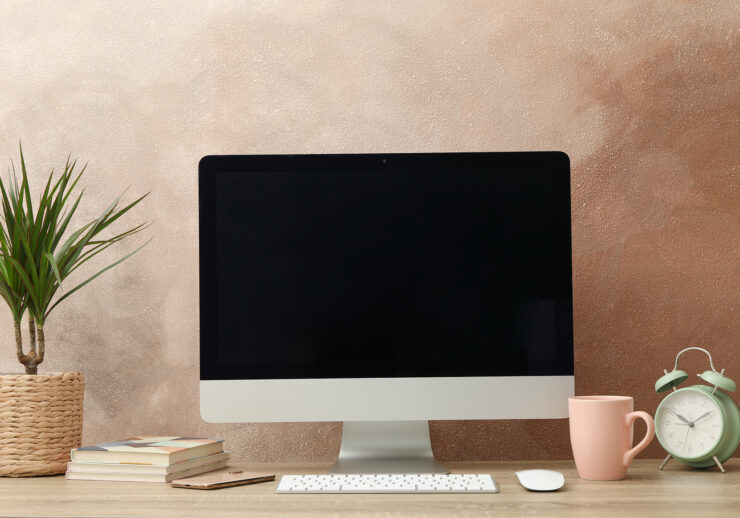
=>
[200,153,573,380]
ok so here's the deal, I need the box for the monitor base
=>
[328,420,449,474]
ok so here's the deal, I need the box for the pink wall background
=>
[0,1,738,461]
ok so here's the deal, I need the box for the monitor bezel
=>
[199,152,574,384]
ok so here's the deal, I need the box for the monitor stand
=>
[328,421,450,474]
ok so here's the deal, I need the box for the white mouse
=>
[515,469,565,491]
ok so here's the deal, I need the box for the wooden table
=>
[0,459,737,517]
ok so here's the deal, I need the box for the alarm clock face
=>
[656,389,724,459]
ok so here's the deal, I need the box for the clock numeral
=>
[688,446,693,454]
[676,441,683,447]
[689,395,696,404]
[709,436,715,441]
[700,442,705,449]
[712,424,719,428]
[666,433,674,439]
[701,400,707,407]
[677,400,684,407]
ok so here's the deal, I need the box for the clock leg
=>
[712,456,726,473]
[658,454,672,470]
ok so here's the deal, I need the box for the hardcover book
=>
[71,436,224,466]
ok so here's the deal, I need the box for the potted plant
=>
[0,146,148,476]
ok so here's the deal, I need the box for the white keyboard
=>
[275,473,498,493]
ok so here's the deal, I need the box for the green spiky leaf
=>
[0,145,150,334]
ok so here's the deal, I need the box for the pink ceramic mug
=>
[568,396,655,480]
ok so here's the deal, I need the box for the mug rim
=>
[569,395,634,402]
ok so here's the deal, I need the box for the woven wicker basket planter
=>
[0,372,84,477]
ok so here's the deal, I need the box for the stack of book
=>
[66,436,228,482]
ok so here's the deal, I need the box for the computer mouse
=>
[515,469,565,491]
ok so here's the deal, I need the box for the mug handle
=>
[623,411,655,467]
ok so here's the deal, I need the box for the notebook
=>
[71,436,224,466]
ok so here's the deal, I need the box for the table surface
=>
[0,459,737,517]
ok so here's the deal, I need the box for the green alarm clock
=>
[654,347,740,472]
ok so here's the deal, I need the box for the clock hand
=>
[683,425,690,452]
[693,411,713,424]
[669,409,692,426]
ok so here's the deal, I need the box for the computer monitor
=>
[199,152,574,474]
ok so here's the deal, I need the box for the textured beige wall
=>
[0,1,738,462]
